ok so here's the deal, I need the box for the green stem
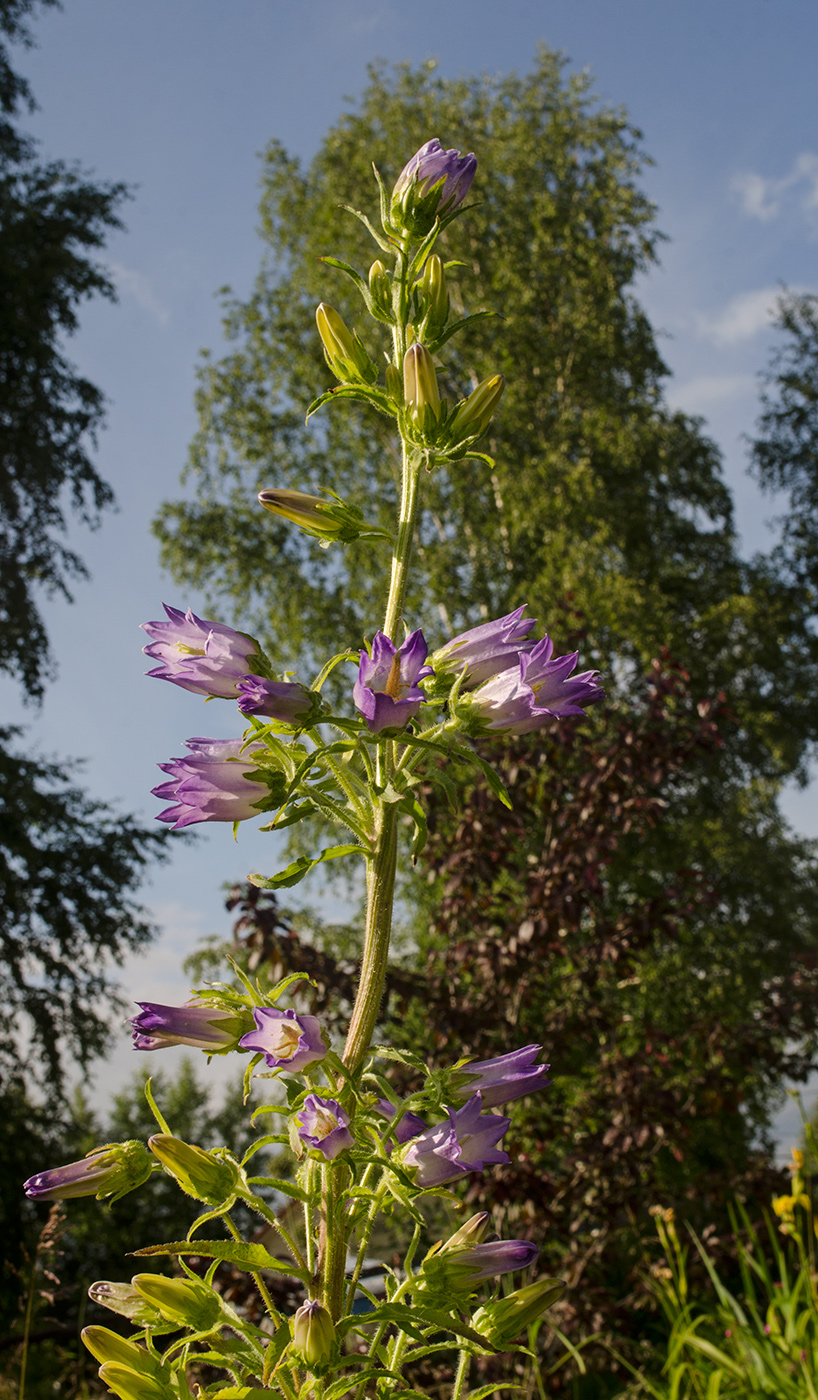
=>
[224,1214,282,1326]
[451,1349,472,1400]
[342,803,399,1073]
[383,442,421,643]
[321,1160,349,1322]
[345,1178,389,1313]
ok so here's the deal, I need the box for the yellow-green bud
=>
[385,363,403,404]
[81,1326,162,1377]
[449,374,505,444]
[439,1212,492,1253]
[419,254,449,338]
[403,343,441,431]
[368,260,392,318]
[131,1274,224,1332]
[472,1277,566,1346]
[97,1363,174,1400]
[292,1300,336,1366]
[315,303,376,385]
[258,487,390,546]
[148,1134,240,1206]
[87,1281,163,1328]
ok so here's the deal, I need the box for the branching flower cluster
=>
[24,137,602,1400]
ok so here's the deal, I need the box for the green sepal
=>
[428,308,501,353]
[340,201,396,253]
[247,842,367,890]
[319,255,367,295]
[306,383,397,423]
[131,1240,310,1285]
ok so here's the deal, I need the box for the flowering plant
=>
[25,139,601,1400]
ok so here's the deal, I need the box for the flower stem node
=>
[292,1300,337,1366]
[472,1277,567,1347]
[23,1140,153,1203]
[258,487,391,547]
[147,1134,243,1206]
[390,137,477,241]
[131,1273,226,1332]
[316,303,378,385]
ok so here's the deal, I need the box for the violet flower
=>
[391,139,476,237]
[353,630,433,734]
[152,737,269,830]
[236,676,316,723]
[295,1095,353,1161]
[130,1002,244,1053]
[434,1239,539,1288]
[431,606,537,688]
[452,1045,550,1108]
[400,1093,510,1187]
[24,1141,152,1201]
[141,604,259,699]
[375,1098,428,1144]
[464,636,604,735]
[238,1007,327,1072]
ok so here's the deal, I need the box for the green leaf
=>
[323,1368,406,1400]
[430,308,501,352]
[131,1239,309,1283]
[305,384,396,423]
[248,843,367,890]
[452,744,513,809]
[466,1386,527,1400]
[319,255,367,293]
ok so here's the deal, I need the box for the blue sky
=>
[5,0,818,1127]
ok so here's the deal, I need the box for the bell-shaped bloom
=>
[148,1134,241,1206]
[152,737,269,830]
[451,1045,550,1108]
[236,675,317,723]
[472,1277,566,1346]
[376,1098,428,1144]
[295,1095,353,1161]
[238,1007,328,1072]
[400,1093,510,1188]
[426,1239,539,1291]
[353,629,433,734]
[391,138,476,238]
[141,604,259,699]
[431,606,537,689]
[130,1001,246,1053]
[292,1300,337,1365]
[463,636,604,736]
[24,1140,152,1202]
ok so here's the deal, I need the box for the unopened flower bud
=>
[391,138,476,241]
[81,1326,163,1377]
[292,1300,336,1365]
[449,374,505,445]
[368,260,392,319]
[131,1274,224,1332]
[439,1212,492,1253]
[315,303,377,385]
[148,1134,241,1206]
[87,1281,164,1328]
[472,1277,566,1346]
[421,1238,538,1293]
[24,1140,152,1203]
[403,343,441,431]
[97,1363,174,1400]
[258,488,389,546]
[419,254,449,339]
[385,363,403,404]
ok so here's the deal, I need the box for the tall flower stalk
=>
[23,138,603,1400]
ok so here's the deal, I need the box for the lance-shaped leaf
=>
[131,1240,310,1285]
[248,842,368,890]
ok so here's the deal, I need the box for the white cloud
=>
[108,260,170,326]
[696,287,781,346]
[731,151,818,223]
[666,373,755,413]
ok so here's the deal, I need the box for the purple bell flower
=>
[400,1092,510,1187]
[431,606,537,688]
[130,1002,244,1052]
[152,737,269,829]
[375,1098,428,1144]
[391,139,476,237]
[236,676,315,723]
[238,1007,328,1072]
[141,604,259,699]
[452,1045,550,1108]
[464,636,604,735]
[295,1095,353,1161]
[353,630,433,734]
[24,1140,152,1201]
[434,1239,539,1287]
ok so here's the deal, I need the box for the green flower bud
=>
[82,1326,163,1377]
[131,1274,224,1332]
[368,260,392,319]
[419,254,449,339]
[315,303,377,385]
[148,1134,241,1206]
[258,488,391,546]
[438,1212,492,1253]
[449,374,505,445]
[292,1300,336,1366]
[87,1281,164,1328]
[385,363,403,405]
[472,1277,566,1346]
[403,343,441,431]
[97,1363,175,1400]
